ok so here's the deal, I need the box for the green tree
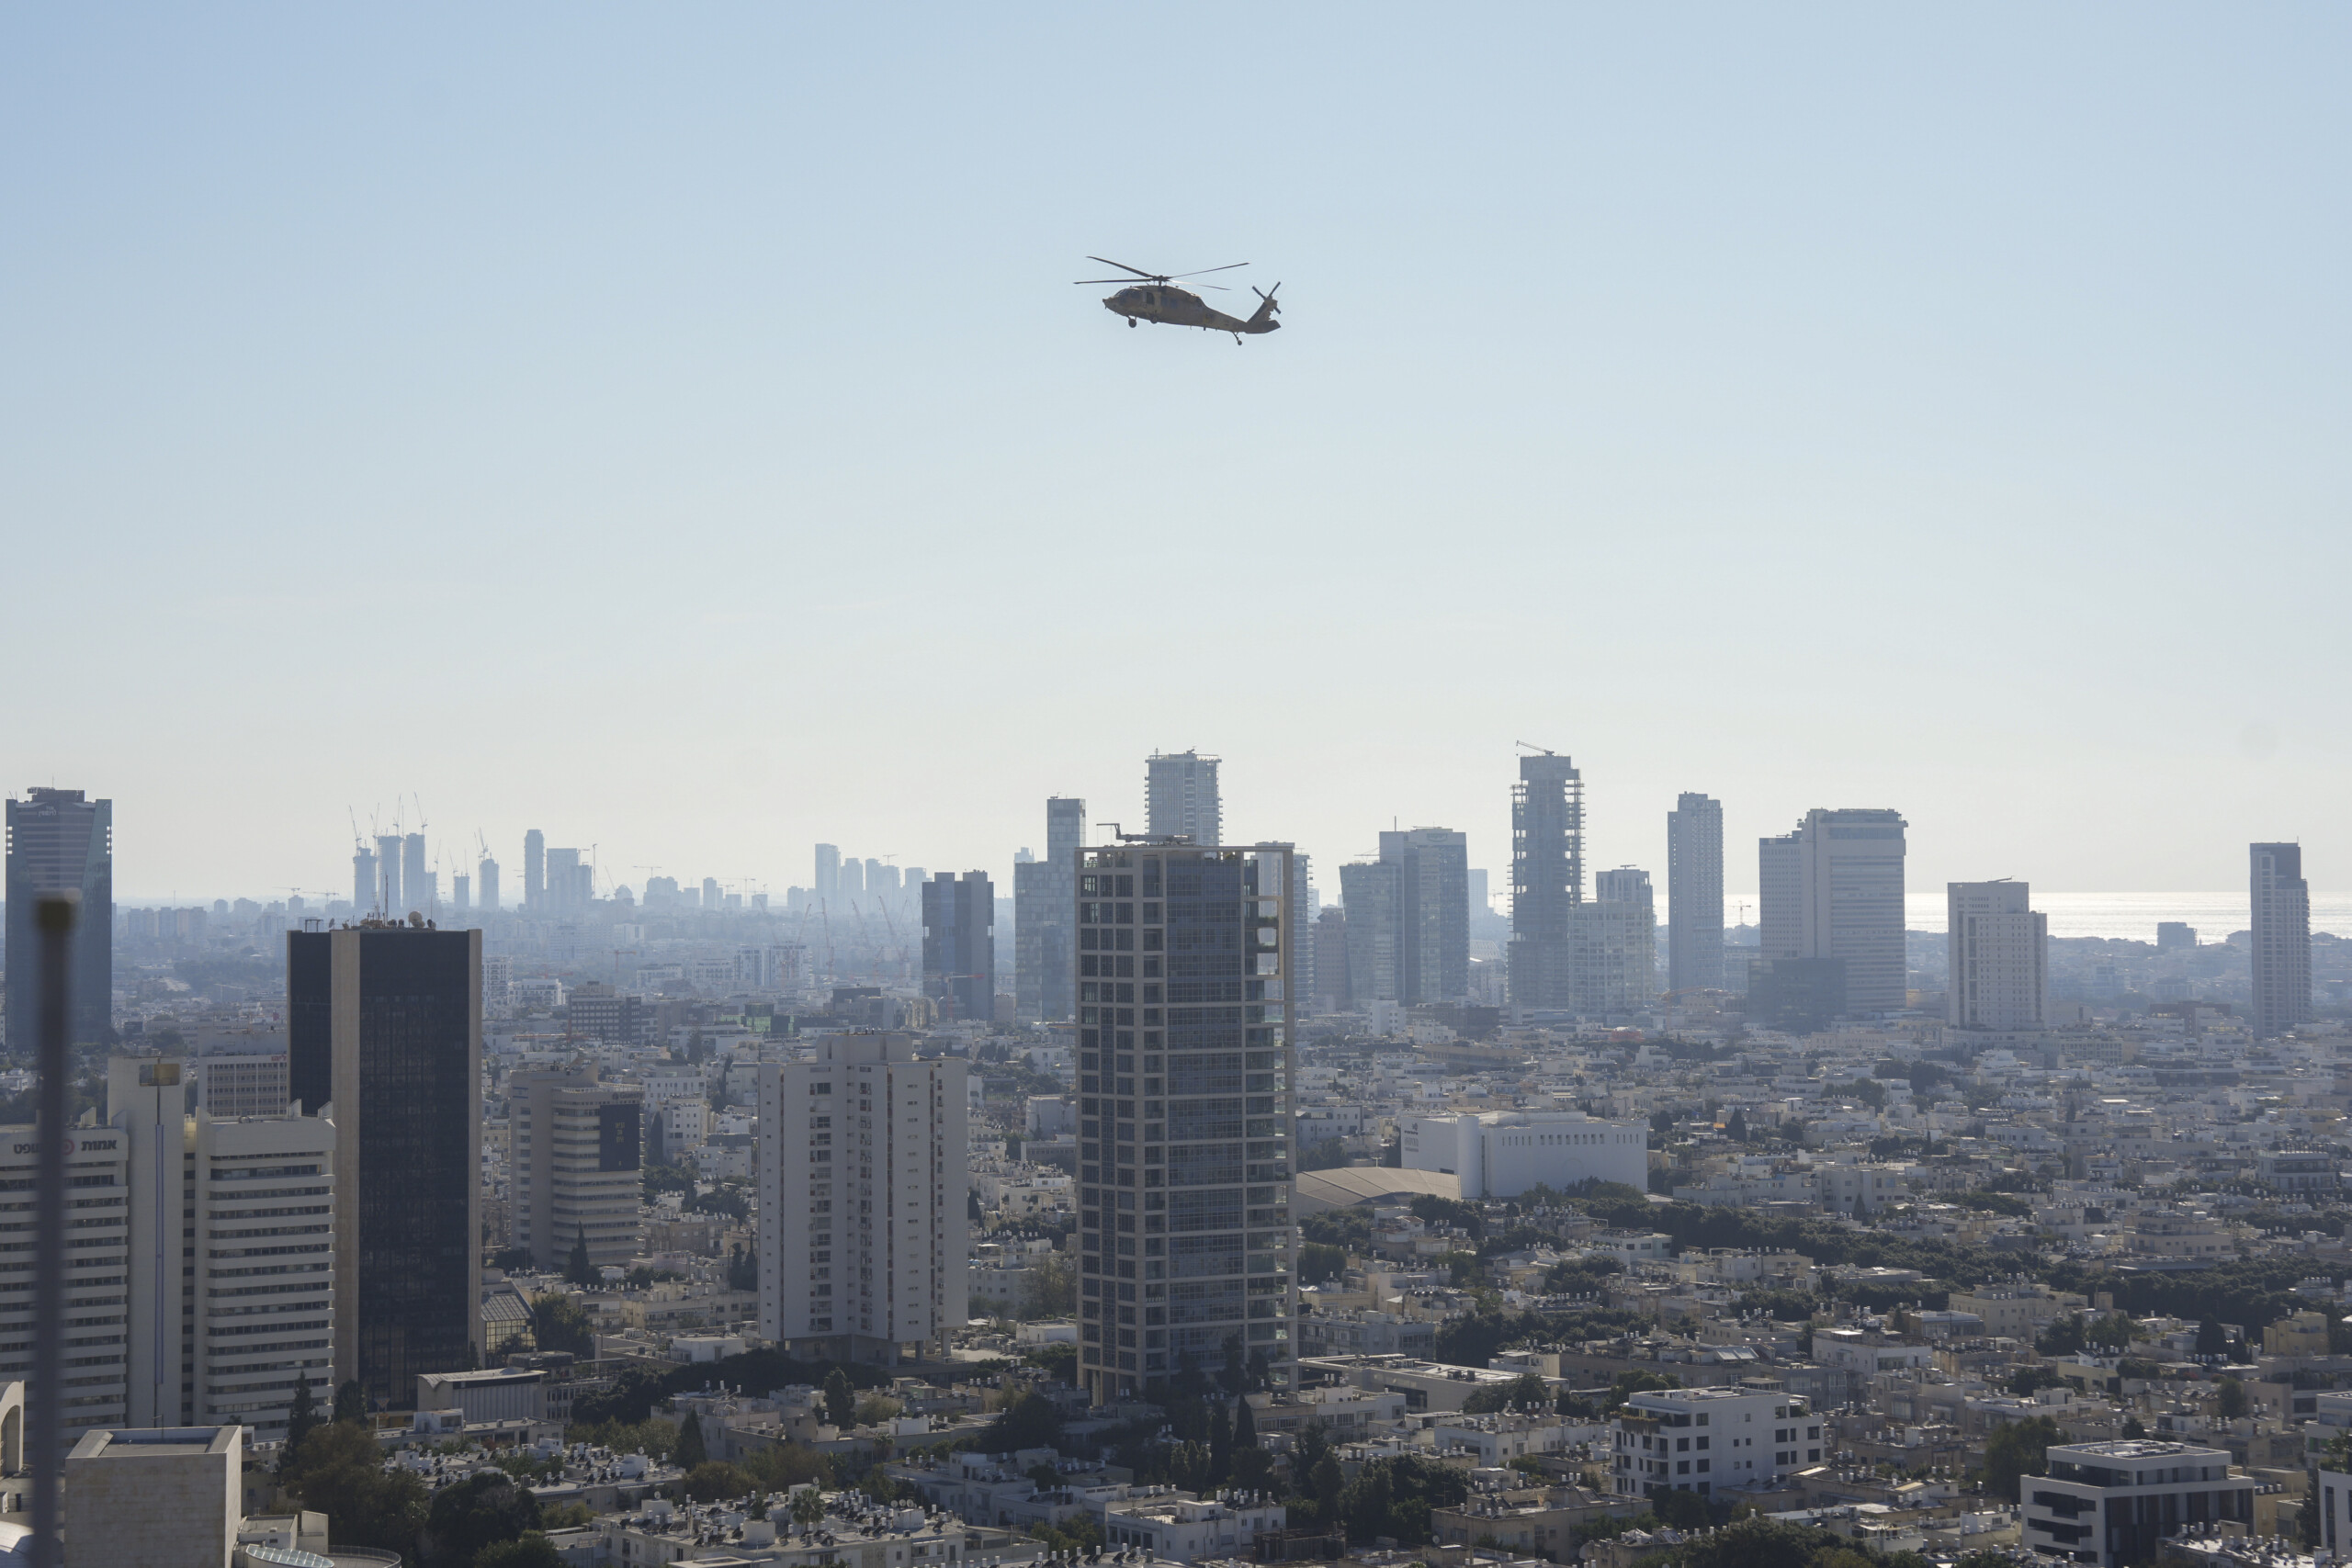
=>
[1232,1396,1258,1450]
[2037,1314,2087,1357]
[1170,1440,1216,1495]
[1725,1109,1748,1142]
[823,1368,856,1428]
[2196,1318,2228,1359]
[424,1471,542,1568]
[1309,1455,1344,1527]
[565,1224,597,1286]
[1684,1518,1837,1568]
[283,1422,427,1559]
[790,1487,828,1535]
[530,1293,594,1357]
[2218,1377,2249,1419]
[333,1379,368,1425]
[1298,1242,1350,1287]
[1983,1416,2064,1501]
[2007,1367,2068,1398]
[675,1410,708,1468]
[1653,1487,1710,1528]
[980,1391,1064,1451]
[1300,1138,1351,1172]
[683,1460,756,1502]
[1461,1374,1551,1415]
[476,1538,564,1568]
[281,1371,318,1476]
[1019,1252,1076,1319]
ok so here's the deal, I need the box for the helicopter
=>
[1075,256,1282,343]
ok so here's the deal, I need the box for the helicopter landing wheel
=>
[1128,319,1136,328]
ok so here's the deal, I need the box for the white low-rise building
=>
[1611,1385,1821,1502]
[1399,1111,1645,1198]
[1097,1492,1285,1562]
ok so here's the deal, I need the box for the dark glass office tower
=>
[921,872,995,1021]
[288,921,481,1408]
[5,787,113,1048]
[1073,841,1295,1404]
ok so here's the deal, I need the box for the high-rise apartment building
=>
[373,834,404,912]
[1947,881,2048,1031]
[1015,798,1087,1022]
[1313,907,1350,1013]
[1379,829,1469,1005]
[288,921,481,1407]
[1755,809,1908,1016]
[544,847,585,912]
[352,847,377,913]
[1507,753,1583,1010]
[108,1057,337,1439]
[1290,856,1317,1019]
[402,834,429,914]
[524,829,546,909]
[196,1050,290,1118]
[0,1059,336,1447]
[1072,840,1296,1404]
[814,844,841,902]
[1338,861,1400,1004]
[1574,869,1656,1015]
[2251,843,2312,1039]
[5,786,114,1048]
[0,1122,129,1438]
[451,873,470,912]
[1146,751,1222,845]
[509,1065,643,1272]
[757,1033,968,1363]
[840,857,866,899]
[922,872,996,1021]
[478,852,500,912]
[1666,794,1724,993]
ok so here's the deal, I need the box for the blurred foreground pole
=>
[31,892,76,1568]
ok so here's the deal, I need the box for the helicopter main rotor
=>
[1073,256,1249,291]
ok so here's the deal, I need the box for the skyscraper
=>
[922,872,996,1021]
[402,833,429,915]
[757,1033,968,1363]
[1289,855,1317,1019]
[2250,843,2312,1039]
[374,834,403,912]
[477,852,500,912]
[1073,840,1295,1404]
[1507,752,1583,1010]
[1146,750,1222,845]
[1666,793,1724,993]
[1947,880,2048,1030]
[509,1065,642,1272]
[352,846,377,914]
[5,786,114,1048]
[1756,809,1908,1016]
[545,847,582,912]
[1338,860,1400,1004]
[1378,828,1469,1005]
[288,921,481,1407]
[1313,907,1351,1013]
[105,1056,337,1440]
[524,829,545,910]
[1015,797,1086,1022]
[813,844,841,902]
[1575,869,1657,1015]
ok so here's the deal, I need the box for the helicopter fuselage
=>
[1102,285,1278,336]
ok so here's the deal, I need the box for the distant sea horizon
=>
[1701,890,2352,942]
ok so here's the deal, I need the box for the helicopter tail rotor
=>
[1252,284,1282,314]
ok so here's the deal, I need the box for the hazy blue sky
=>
[5,6,2346,905]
